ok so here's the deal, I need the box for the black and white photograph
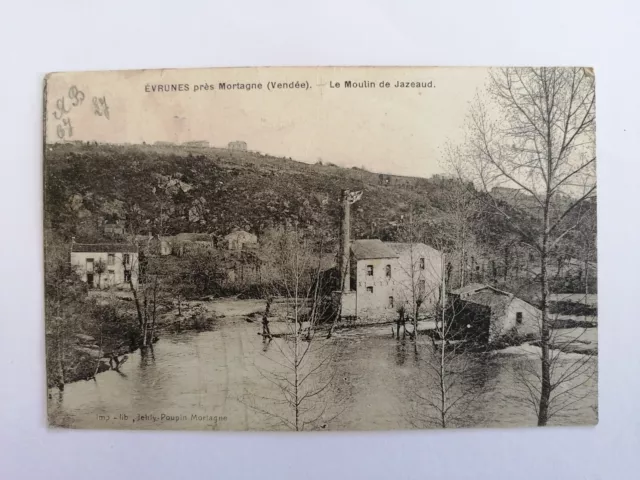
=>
[43,66,597,431]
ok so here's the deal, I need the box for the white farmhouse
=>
[70,243,139,289]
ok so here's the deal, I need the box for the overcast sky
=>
[46,67,489,178]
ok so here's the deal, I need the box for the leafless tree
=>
[125,253,164,347]
[448,67,596,426]
[404,247,492,428]
[394,211,443,342]
[509,314,597,425]
[431,172,483,288]
[240,228,345,431]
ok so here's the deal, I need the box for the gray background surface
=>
[1,1,638,478]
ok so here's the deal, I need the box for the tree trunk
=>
[538,243,551,426]
[584,244,590,323]
[440,255,447,428]
[538,139,553,426]
[56,331,65,391]
[129,277,144,328]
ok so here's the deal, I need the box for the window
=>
[107,254,115,266]
[419,257,425,270]
[385,264,391,278]
[124,270,131,283]
[419,280,426,295]
[123,254,130,265]
[86,258,94,272]
[367,265,374,276]
[366,286,374,293]
[388,296,394,308]
[516,312,523,324]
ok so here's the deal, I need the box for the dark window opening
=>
[366,286,374,293]
[419,258,425,270]
[385,264,391,278]
[388,296,394,308]
[124,270,131,283]
[419,280,426,295]
[123,253,130,265]
[516,312,523,324]
[367,265,374,276]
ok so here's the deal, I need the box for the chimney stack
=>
[340,190,351,293]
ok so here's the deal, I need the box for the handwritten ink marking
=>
[92,96,110,119]
[53,97,70,120]
[52,85,85,138]
[56,118,73,139]
[68,85,85,106]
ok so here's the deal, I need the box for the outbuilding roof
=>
[71,243,138,253]
[450,283,494,296]
[224,230,256,240]
[451,283,541,315]
[350,239,398,260]
[174,233,212,242]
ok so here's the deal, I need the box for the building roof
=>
[224,230,256,240]
[462,291,512,319]
[174,233,212,242]
[350,239,398,260]
[452,283,541,314]
[450,283,496,296]
[71,243,138,253]
[385,242,441,257]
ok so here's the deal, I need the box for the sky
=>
[45,67,489,178]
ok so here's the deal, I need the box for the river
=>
[48,317,597,431]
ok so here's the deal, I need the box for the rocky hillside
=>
[44,142,464,247]
[43,141,596,295]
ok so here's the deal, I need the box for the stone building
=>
[339,239,443,321]
[447,283,541,344]
[224,230,258,251]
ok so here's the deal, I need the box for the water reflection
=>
[48,319,597,431]
[395,339,408,366]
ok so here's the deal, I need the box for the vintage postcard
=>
[44,67,597,431]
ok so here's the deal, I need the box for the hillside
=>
[43,141,596,295]
[44,142,457,247]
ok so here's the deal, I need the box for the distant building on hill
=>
[491,186,527,204]
[224,230,258,251]
[182,140,209,147]
[173,232,214,256]
[70,241,138,289]
[141,235,173,256]
[228,140,247,151]
[103,220,125,236]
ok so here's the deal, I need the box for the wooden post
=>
[341,190,350,293]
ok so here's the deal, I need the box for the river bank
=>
[54,295,597,389]
[48,315,598,430]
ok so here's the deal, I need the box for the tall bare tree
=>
[405,251,495,428]
[449,67,596,426]
[240,228,344,431]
